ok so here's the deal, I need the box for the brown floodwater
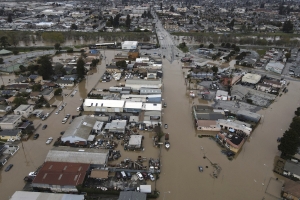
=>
[0,49,299,200]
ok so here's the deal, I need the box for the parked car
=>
[164,124,168,129]
[55,110,59,114]
[148,173,155,181]
[136,172,144,180]
[42,125,47,130]
[198,166,203,172]
[60,131,65,135]
[142,172,148,179]
[115,171,121,179]
[46,137,53,144]
[33,133,39,140]
[163,102,167,108]
[5,164,13,172]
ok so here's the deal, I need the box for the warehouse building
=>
[10,191,84,200]
[45,146,109,167]
[125,79,162,91]
[61,115,97,144]
[83,99,125,112]
[236,110,261,123]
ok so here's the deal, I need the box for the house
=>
[0,129,22,141]
[196,120,221,131]
[216,132,246,153]
[118,191,146,200]
[45,146,109,167]
[61,115,97,145]
[128,135,143,149]
[282,180,300,200]
[28,75,43,83]
[83,99,125,112]
[262,79,283,88]
[265,61,285,74]
[128,49,139,59]
[0,115,22,129]
[56,79,74,87]
[14,104,34,118]
[32,161,90,193]
[10,191,85,200]
[283,160,300,180]
[236,110,261,123]
[39,88,54,101]
[104,120,127,133]
[217,119,252,135]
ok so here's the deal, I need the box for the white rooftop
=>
[142,103,162,111]
[241,73,261,84]
[84,99,125,108]
[124,101,143,109]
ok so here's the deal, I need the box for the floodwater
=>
[156,58,300,200]
[0,49,299,200]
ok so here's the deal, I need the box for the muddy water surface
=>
[157,58,300,200]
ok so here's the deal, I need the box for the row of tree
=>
[278,108,300,156]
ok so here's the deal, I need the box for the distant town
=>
[1,1,300,200]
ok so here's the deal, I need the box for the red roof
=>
[33,161,89,186]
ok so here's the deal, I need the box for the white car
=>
[148,173,155,181]
[55,110,59,114]
[46,137,53,144]
[136,172,144,181]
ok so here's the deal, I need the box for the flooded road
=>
[157,58,299,200]
[0,49,298,199]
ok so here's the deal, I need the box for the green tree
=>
[208,43,214,49]
[54,88,62,95]
[170,6,174,12]
[54,43,60,50]
[0,36,10,48]
[189,18,193,24]
[37,55,54,79]
[13,50,19,55]
[76,57,85,79]
[91,59,99,67]
[199,44,204,48]
[31,84,42,91]
[19,65,26,72]
[13,97,27,106]
[278,129,300,156]
[7,14,12,23]
[225,43,231,48]
[0,58,3,64]
[234,46,240,52]
[282,20,293,33]
[211,66,218,74]
[70,24,78,30]
[125,14,131,29]
[285,52,291,60]
[290,117,300,134]
[221,43,225,47]
[116,60,127,69]
[295,107,300,116]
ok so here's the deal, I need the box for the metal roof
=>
[10,191,84,200]
[45,147,109,165]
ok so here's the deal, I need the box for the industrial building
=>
[83,99,125,112]
[61,115,97,144]
[104,120,127,133]
[32,161,90,193]
[121,41,138,49]
[125,79,162,91]
[10,191,84,200]
[45,146,109,167]
[236,110,261,123]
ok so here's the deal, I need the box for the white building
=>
[217,119,252,135]
[14,105,34,118]
[121,41,138,49]
[125,79,162,91]
[0,115,22,129]
[265,61,285,74]
[83,99,125,112]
